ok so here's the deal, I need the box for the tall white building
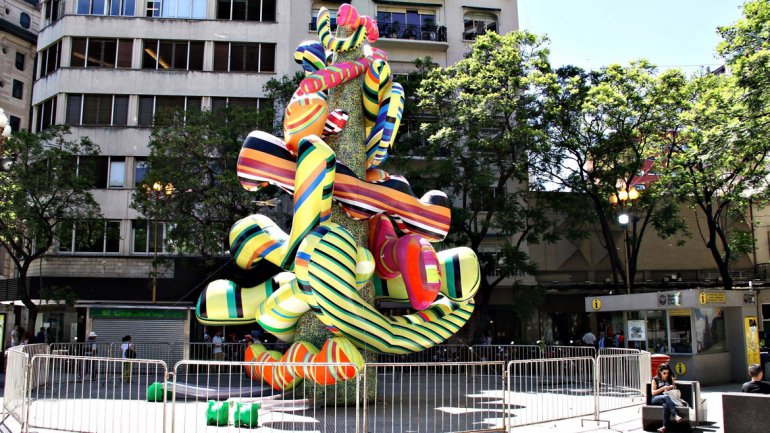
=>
[11,0,517,344]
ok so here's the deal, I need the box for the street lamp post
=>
[144,181,175,304]
[609,186,640,294]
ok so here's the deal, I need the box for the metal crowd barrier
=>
[598,347,641,356]
[3,347,30,428]
[2,343,651,432]
[545,345,597,358]
[470,344,542,362]
[595,352,651,414]
[26,354,168,433]
[376,344,473,363]
[363,361,506,433]
[171,360,360,433]
[183,342,287,363]
[506,356,597,427]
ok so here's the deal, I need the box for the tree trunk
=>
[704,211,734,289]
[293,25,376,404]
[591,196,624,288]
[18,264,39,333]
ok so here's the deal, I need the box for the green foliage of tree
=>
[718,0,770,115]
[413,31,570,329]
[263,72,304,135]
[0,126,101,327]
[130,105,277,260]
[658,73,770,289]
[540,61,689,291]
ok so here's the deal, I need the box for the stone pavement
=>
[0,371,743,433]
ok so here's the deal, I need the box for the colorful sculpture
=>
[196,3,480,390]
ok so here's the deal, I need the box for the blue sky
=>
[517,0,747,73]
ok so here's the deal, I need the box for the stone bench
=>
[722,392,770,433]
[641,380,705,432]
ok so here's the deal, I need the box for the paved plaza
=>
[0,369,740,433]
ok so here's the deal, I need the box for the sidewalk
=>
[0,375,741,433]
[510,383,741,433]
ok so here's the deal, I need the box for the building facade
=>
[5,0,517,346]
[1,0,39,132]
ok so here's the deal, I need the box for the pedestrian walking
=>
[212,330,225,360]
[121,335,135,381]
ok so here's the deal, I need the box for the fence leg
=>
[581,356,610,429]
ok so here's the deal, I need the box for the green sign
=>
[89,308,187,320]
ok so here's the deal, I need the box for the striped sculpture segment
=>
[195,3,480,389]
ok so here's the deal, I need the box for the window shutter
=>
[213,42,229,71]
[82,94,99,124]
[65,94,83,125]
[259,43,275,72]
[117,39,133,68]
[113,95,129,126]
[188,42,204,70]
[138,96,155,126]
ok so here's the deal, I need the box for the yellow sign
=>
[669,309,690,317]
[699,292,726,304]
[675,362,687,376]
[745,316,761,366]
[592,299,602,311]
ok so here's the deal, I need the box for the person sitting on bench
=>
[650,363,683,433]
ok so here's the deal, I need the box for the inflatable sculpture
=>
[196,3,480,390]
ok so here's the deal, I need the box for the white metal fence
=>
[26,354,168,433]
[3,344,651,432]
[171,360,360,433]
[506,356,596,427]
[595,353,650,413]
[363,362,507,433]
[3,347,30,428]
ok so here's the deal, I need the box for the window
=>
[463,12,497,40]
[137,96,202,126]
[142,40,204,70]
[109,158,126,187]
[216,0,275,21]
[645,310,667,354]
[377,8,438,41]
[20,12,31,29]
[15,52,24,71]
[153,0,206,18]
[210,97,265,112]
[764,304,770,336]
[77,0,135,15]
[75,155,126,188]
[66,94,129,126]
[35,97,57,131]
[134,158,149,186]
[45,0,64,23]
[8,115,21,132]
[213,42,275,72]
[310,8,336,31]
[694,308,726,353]
[39,41,62,78]
[132,220,171,254]
[59,220,121,254]
[71,38,133,68]
[668,309,692,353]
[12,80,23,99]
[113,0,135,15]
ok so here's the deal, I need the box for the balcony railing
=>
[379,23,447,42]
[307,22,446,42]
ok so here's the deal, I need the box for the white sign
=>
[628,320,646,341]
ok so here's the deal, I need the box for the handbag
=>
[665,389,687,407]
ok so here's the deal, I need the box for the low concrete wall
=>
[722,392,770,433]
